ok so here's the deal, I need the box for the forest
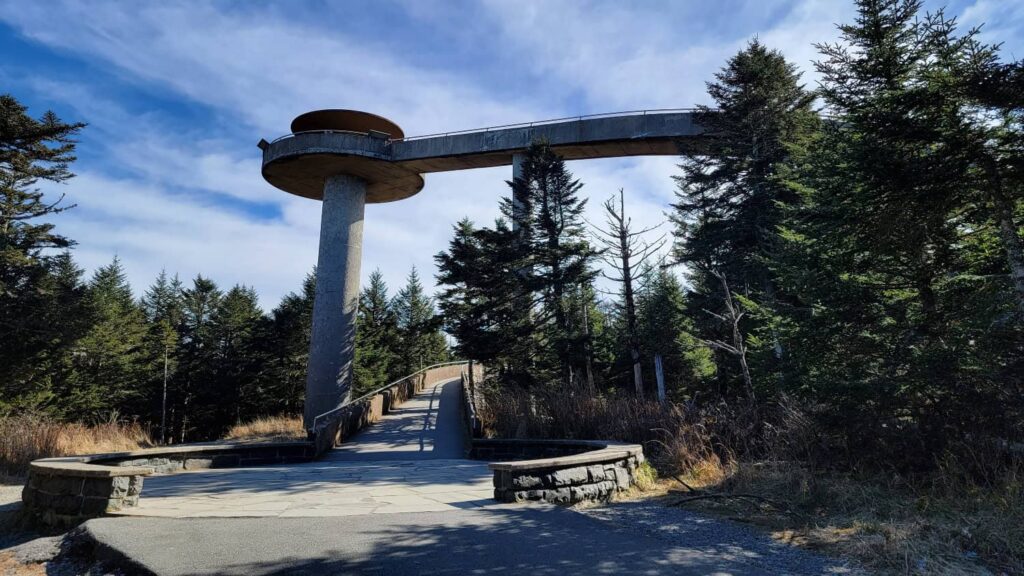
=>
[2,0,1022,571]
[437,1,1023,475]
[2,0,1022,479]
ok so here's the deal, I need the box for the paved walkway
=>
[85,507,849,576]
[78,375,857,575]
[116,378,494,518]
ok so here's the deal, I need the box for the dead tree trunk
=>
[590,189,665,398]
[702,271,755,402]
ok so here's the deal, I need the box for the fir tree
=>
[175,276,222,441]
[435,218,534,378]
[141,270,183,443]
[392,267,447,377]
[259,271,315,417]
[56,257,147,418]
[671,39,818,396]
[514,141,599,384]
[353,269,400,396]
[0,95,86,409]
[636,267,715,400]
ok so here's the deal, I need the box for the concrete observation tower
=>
[259,108,703,429]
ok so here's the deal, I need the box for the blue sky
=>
[2,0,1022,309]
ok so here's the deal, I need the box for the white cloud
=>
[5,0,1018,309]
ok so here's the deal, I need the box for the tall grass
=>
[0,413,152,477]
[478,382,1023,574]
[224,415,305,442]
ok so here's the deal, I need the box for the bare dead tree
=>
[701,270,755,402]
[590,189,666,398]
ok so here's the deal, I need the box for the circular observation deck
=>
[261,109,424,203]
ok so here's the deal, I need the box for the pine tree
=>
[0,95,86,410]
[353,269,400,396]
[393,267,447,377]
[55,257,147,418]
[514,141,599,384]
[671,39,818,397]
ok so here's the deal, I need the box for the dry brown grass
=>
[479,383,1022,574]
[224,415,305,442]
[668,458,1023,575]
[0,413,152,478]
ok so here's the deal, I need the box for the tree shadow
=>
[86,505,851,575]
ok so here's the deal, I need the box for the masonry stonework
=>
[493,453,642,504]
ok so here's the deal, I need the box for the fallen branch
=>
[672,475,699,493]
[668,490,787,510]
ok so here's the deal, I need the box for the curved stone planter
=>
[23,441,314,526]
[476,439,645,505]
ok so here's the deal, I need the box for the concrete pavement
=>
[80,375,853,575]
[84,507,790,576]
[115,378,493,518]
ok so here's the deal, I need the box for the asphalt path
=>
[83,505,841,576]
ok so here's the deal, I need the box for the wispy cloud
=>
[1,0,1015,307]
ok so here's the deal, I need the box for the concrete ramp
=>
[326,378,466,461]
[114,378,493,518]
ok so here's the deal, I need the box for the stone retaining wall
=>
[22,466,146,527]
[457,385,647,506]
[492,452,643,504]
[459,384,647,505]
[474,439,646,505]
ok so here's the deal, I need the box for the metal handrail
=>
[269,129,376,145]
[308,360,471,432]
[395,108,700,142]
[267,108,701,147]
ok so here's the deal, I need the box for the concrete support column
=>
[304,174,367,428]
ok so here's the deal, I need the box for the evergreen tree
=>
[175,276,222,441]
[258,271,315,417]
[671,39,818,397]
[393,267,447,377]
[141,270,183,443]
[353,269,400,396]
[206,285,264,430]
[636,267,715,400]
[435,218,535,379]
[775,0,1024,457]
[6,252,91,411]
[513,141,599,384]
[55,257,147,418]
[0,95,86,409]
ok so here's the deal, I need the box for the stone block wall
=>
[492,453,643,505]
[22,470,144,527]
